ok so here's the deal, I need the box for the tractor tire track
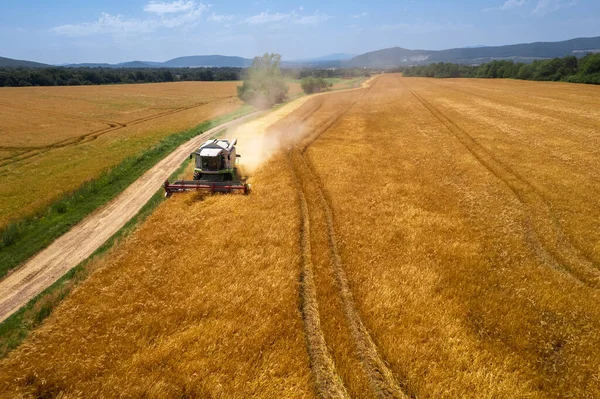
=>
[272,95,348,398]
[0,123,125,167]
[0,100,125,126]
[287,80,410,398]
[288,153,350,399]
[0,97,234,168]
[294,150,409,399]
[402,79,600,288]
[300,85,371,152]
[425,80,600,135]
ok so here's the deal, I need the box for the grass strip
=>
[286,76,368,91]
[0,156,194,359]
[0,105,254,279]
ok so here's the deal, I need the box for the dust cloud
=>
[224,96,313,175]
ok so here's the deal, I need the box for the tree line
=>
[0,67,242,87]
[401,53,600,84]
[0,64,374,88]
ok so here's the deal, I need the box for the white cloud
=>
[483,0,526,12]
[532,0,578,15]
[52,13,152,36]
[144,1,196,14]
[207,13,235,22]
[499,0,526,10]
[353,12,368,18]
[245,10,331,25]
[52,3,208,37]
[245,11,291,25]
[293,12,332,25]
[161,5,207,28]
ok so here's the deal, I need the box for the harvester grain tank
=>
[163,138,249,195]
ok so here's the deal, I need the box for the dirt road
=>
[0,113,266,323]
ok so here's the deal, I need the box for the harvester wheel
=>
[193,172,202,180]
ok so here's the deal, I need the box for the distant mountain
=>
[0,56,49,68]
[346,48,427,68]
[64,61,157,68]
[64,63,115,68]
[60,54,346,69]
[4,36,600,70]
[115,61,154,68]
[346,36,600,67]
[60,56,252,69]
[296,53,357,62]
[315,53,357,61]
[283,53,357,68]
[162,55,252,68]
[141,61,165,67]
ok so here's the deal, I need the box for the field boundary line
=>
[402,79,600,288]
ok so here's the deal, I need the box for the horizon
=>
[1,0,599,64]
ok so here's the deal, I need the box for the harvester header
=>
[163,138,249,196]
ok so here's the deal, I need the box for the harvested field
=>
[0,81,246,227]
[285,77,368,93]
[1,74,600,398]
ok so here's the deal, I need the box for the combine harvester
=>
[163,138,249,196]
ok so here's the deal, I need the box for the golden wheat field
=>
[1,74,600,398]
[0,81,248,227]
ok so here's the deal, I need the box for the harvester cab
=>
[163,138,249,196]
[191,138,240,182]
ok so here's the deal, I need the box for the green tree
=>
[237,53,289,108]
[162,70,174,82]
[562,56,578,75]
[517,64,534,80]
[300,76,331,94]
[579,53,600,75]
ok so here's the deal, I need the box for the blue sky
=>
[1,0,599,64]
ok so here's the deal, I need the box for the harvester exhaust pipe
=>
[227,138,237,152]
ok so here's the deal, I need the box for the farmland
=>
[0,81,248,228]
[1,74,600,398]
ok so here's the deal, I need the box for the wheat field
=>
[0,81,247,227]
[1,74,599,398]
